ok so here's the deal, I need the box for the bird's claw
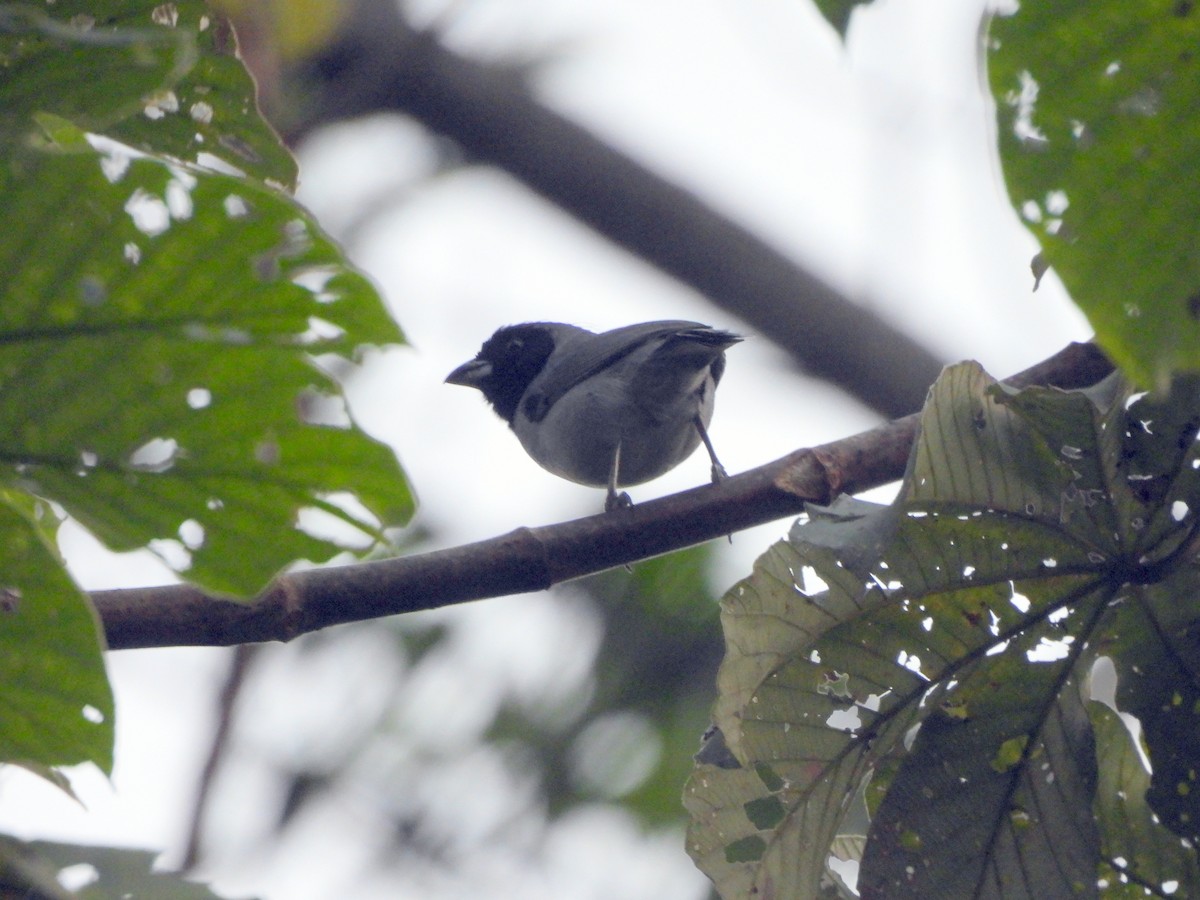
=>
[605,490,634,513]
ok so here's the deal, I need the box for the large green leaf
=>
[688,364,1200,897]
[860,651,1101,896]
[989,0,1200,388]
[0,0,297,187]
[0,0,411,789]
[0,129,412,596]
[685,535,914,899]
[0,493,112,775]
[0,1,413,598]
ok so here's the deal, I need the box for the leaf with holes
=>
[688,363,1200,898]
[1089,700,1200,896]
[0,0,296,186]
[0,130,412,597]
[0,0,414,597]
[989,0,1200,388]
[0,0,410,795]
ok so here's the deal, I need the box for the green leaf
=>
[1105,588,1200,845]
[0,142,413,596]
[860,665,1101,897]
[0,836,253,898]
[989,0,1200,388]
[1089,700,1200,897]
[0,492,112,775]
[689,363,1200,897]
[0,1,297,187]
[811,0,875,38]
[0,0,408,796]
[686,530,917,898]
[0,0,413,598]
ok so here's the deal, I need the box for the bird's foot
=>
[605,489,633,513]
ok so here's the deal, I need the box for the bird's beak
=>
[445,358,492,387]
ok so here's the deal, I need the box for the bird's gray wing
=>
[523,321,710,422]
[628,325,741,422]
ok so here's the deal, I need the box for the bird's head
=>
[445,323,561,423]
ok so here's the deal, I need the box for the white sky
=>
[0,1,1090,898]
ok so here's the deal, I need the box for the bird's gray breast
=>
[512,354,715,488]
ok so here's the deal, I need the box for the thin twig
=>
[280,0,946,417]
[179,644,257,872]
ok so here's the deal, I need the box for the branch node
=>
[269,577,306,642]
[772,449,830,505]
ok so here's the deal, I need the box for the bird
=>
[446,320,741,511]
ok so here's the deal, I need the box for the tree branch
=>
[274,1,946,418]
[91,342,1111,651]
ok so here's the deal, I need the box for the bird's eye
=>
[506,338,524,353]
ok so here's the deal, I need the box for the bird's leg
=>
[694,416,728,484]
[696,416,734,544]
[605,442,633,512]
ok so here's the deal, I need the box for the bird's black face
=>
[447,324,557,424]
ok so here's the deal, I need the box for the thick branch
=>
[92,343,1111,651]
[278,1,945,418]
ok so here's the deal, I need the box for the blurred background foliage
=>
[188,545,726,890]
